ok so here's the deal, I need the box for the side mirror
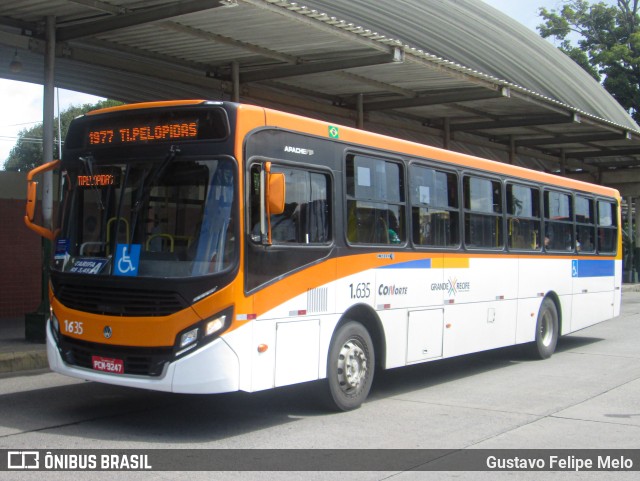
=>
[26,180,37,221]
[267,172,285,216]
[24,159,60,240]
[261,162,286,245]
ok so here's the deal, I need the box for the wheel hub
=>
[337,339,368,392]
[540,311,553,347]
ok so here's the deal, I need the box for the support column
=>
[627,196,634,283]
[231,61,240,102]
[356,93,364,129]
[43,16,55,229]
[635,197,640,283]
[26,15,56,342]
[443,118,451,150]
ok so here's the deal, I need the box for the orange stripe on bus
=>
[433,257,470,269]
[250,252,619,318]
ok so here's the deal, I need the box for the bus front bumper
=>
[46,319,240,394]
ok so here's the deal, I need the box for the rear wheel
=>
[326,321,375,411]
[528,297,559,359]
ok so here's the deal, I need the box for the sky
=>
[0,79,104,166]
[0,0,597,165]
[483,0,567,31]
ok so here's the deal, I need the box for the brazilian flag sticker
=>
[328,125,339,139]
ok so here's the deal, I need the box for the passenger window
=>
[575,195,595,253]
[346,155,405,245]
[506,183,540,250]
[463,175,503,249]
[544,190,573,251]
[597,200,617,254]
[409,164,459,247]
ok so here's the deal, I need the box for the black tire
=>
[528,297,559,360]
[325,321,375,411]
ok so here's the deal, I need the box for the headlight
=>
[174,307,233,359]
[205,315,226,337]
[180,327,199,348]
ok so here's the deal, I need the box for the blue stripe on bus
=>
[572,259,615,278]
[379,259,432,269]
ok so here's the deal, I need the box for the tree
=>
[3,99,122,172]
[538,0,640,122]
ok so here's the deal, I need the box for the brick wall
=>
[0,172,42,317]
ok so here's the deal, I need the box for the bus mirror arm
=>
[24,159,60,240]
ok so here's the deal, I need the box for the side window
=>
[463,175,503,249]
[597,200,617,254]
[575,195,595,254]
[249,164,331,245]
[346,154,405,245]
[506,183,541,250]
[544,190,573,251]
[409,164,459,247]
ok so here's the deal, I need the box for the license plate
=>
[92,356,124,374]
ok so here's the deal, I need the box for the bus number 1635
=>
[349,282,371,299]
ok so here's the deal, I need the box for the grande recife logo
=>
[430,277,471,296]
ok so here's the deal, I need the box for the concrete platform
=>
[0,316,47,373]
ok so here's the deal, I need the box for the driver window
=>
[249,163,331,245]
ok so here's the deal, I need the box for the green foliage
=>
[538,0,640,122]
[3,98,123,172]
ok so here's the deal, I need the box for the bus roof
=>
[261,106,620,200]
[86,99,210,116]
[85,100,619,200]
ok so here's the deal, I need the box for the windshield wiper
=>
[109,163,131,258]
[129,146,181,247]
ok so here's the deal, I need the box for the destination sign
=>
[88,121,198,146]
[77,174,116,187]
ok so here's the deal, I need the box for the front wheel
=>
[326,321,375,411]
[527,297,559,360]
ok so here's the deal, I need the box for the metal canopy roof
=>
[2,0,640,191]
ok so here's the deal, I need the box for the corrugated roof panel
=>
[298,0,638,131]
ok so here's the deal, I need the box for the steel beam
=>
[574,147,640,159]
[515,131,631,147]
[57,0,226,41]
[364,87,509,111]
[239,48,403,83]
[450,113,580,132]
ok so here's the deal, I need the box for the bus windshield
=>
[53,154,237,278]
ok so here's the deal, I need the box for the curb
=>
[0,350,48,374]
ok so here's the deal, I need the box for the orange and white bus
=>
[26,100,621,410]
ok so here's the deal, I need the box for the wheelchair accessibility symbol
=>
[114,244,141,276]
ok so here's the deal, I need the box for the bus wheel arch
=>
[528,293,561,360]
[545,291,563,334]
[324,305,384,411]
[340,304,386,370]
